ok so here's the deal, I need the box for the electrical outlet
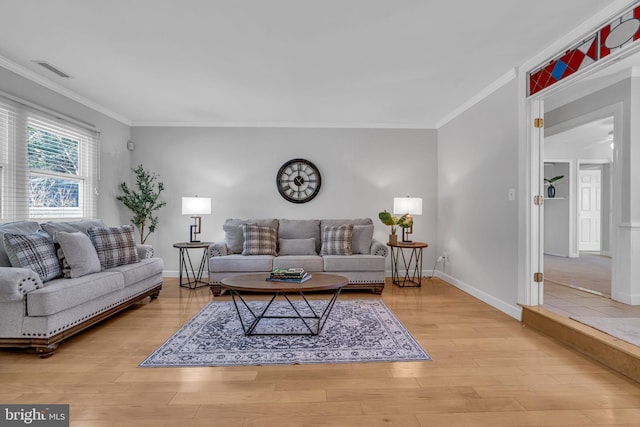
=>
[443,252,449,262]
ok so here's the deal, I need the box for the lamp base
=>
[401,227,413,244]
[189,224,200,243]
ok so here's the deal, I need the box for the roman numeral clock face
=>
[276,159,322,203]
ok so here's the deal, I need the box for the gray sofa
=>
[208,218,387,296]
[0,219,163,357]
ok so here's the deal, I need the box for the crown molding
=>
[131,121,435,129]
[0,55,131,126]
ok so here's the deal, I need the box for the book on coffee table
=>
[265,274,312,283]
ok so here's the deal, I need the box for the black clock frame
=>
[276,158,322,204]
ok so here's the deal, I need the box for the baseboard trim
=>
[435,271,522,320]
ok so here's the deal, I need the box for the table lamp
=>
[393,196,422,243]
[182,196,211,243]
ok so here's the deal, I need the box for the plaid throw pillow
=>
[320,224,354,256]
[88,225,140,270]
[242,223,277,256]
[3,231,61,282]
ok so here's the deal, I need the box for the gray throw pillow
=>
[351,225,374,254]
[278,238,317,256]
[55,231,102,278]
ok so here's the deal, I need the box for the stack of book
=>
[266,267,312,283]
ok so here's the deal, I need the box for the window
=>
[0,98,98,221]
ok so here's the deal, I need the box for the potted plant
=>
[544,175,564,198]
[117,165,167,244]
[378,210,410,245]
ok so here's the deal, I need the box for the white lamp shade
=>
[182,197,211,215]
[393,197,422,215]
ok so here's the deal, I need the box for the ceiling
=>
[0,0,627,128]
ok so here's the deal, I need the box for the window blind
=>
[0,97,99,222]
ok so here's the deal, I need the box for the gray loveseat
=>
[208,218,387,296]
[0,219,163,357]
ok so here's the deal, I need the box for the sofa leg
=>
[210,284,222,297]
[36,343,59,358]
[150,290,161,300]
[371,286,384,295]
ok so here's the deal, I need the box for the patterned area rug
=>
[140,299,431,367]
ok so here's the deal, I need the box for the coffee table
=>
[220,273,348,336]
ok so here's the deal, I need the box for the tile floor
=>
[543,281,640,319]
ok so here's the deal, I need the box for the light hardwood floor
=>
[2,277,640,426]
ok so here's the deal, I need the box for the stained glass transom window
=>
[528,3,640,96]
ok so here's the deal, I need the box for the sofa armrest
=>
[208,241,228,257]
[136,244,154,259]
[370,239,388,257]
[0,267,44,302]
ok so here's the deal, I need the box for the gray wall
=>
[437,79,520,317]
[0,67,131,226]
[130,127,438,273]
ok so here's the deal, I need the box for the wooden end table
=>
[173,242,212,289]
[387,241,429,287]
[221,273,348,336]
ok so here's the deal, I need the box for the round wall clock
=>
[276,158,322,203]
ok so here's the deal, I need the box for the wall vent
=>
[32,61,71,78]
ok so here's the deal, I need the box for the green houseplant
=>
[117,165,167,244]
[378,210,411,245]
[544,175,564,198]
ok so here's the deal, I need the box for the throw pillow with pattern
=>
[242,223,277,256]
[88,225,140,270]
[3,231,61,282]
[320,224,354,256]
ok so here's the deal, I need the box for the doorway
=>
[543,116,613,298]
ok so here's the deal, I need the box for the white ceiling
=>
[0,0,625,128]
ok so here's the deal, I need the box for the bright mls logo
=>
[0,405,69,426]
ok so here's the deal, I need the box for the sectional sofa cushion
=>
[242,223,277,256]
[27,271,124,316]
[320,224,354,256]
[88,225,140,270]
[3,231,61,282]
[223,218,278,254]
[278,238,317,255]
[55,231,102,278]
[209,254,274,272]
[323,254,386,272]
[0,221,42,267]
[41,219,107,238]
[278,219,321,252]
[272,255,323,272]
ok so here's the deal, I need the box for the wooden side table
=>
[387,241,429,287]
[173,242,212,289]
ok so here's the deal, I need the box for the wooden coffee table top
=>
[221,273,348,293]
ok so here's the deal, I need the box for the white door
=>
[578,169,601,252]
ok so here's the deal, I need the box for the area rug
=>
[140,299,431,367]
[571,316,640,347]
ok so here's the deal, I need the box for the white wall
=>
[437,78,520,318]
[130,127,438,274]
[0,67,131,226]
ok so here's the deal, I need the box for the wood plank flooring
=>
[2,277,640,426]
